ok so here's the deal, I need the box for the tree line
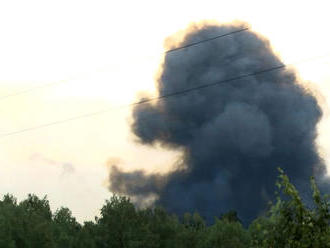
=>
[0,169,329,248]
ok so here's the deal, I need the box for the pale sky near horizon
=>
[1,0,330,222]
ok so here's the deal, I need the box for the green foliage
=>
[202,218,250,248]
[76,221,98,248]
[53,207,81,248]
[0,169,329,247]
[97,194,155,248]
[250,168,330,247]
[176,212,206,248]
[19,194,55,248]
[0,194,55,248]
[220,210,242,223]
[0,194,18,248]
[139,207,181,248]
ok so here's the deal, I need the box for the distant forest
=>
[1,169,329,248]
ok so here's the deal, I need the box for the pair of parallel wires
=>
[0,27,328,138]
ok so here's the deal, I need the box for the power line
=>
[0,64,286,139]
[0,80,68,101]
[2,48,330,139]
[165,27,249,53]
[0,27,249,101]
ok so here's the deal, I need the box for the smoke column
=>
[109,21,327,223]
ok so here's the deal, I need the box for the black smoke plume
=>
[109,21,327,223]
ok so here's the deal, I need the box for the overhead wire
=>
[165,27,249,53]
[0,27,249,101]
[2,27,330,138]
[3,51,330,139]
[0,80,68,101]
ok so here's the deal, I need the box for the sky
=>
[1,0,330,222]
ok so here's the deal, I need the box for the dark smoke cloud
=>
[109,21,328,223]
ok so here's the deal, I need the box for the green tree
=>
[176,212,206,248]
[97,194,143,248]
[53,207,81,248]
[76,221,98,248]
[0,194,18,248]
[220,210,242,223]
[249,168,330,247]
[18,194,55,248]
[201,218,250,248]
[139,207,182,248]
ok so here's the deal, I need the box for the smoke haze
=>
[109,21,327,223]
